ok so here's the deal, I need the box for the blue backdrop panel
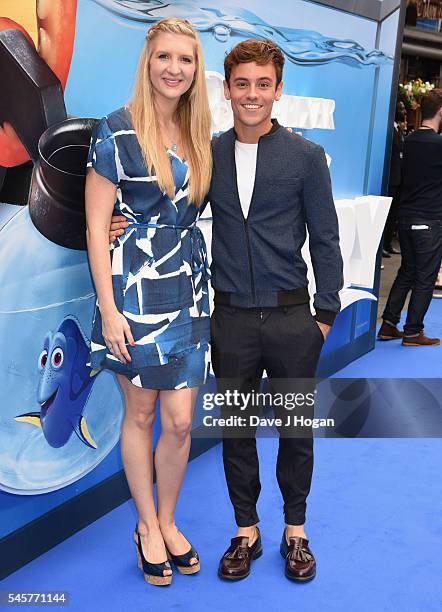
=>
[0,0,401,575]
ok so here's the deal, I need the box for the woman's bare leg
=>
[156,387,198,563]
[117,374,171,575]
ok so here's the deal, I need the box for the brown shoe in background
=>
[377,321,404,341]
[280,531,316,582]
[402,332,440,346]
[218,528,263,581]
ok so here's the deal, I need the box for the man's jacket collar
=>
[229,118,281,144]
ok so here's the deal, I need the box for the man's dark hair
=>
[224,39,285,86]
[421,89,442,120]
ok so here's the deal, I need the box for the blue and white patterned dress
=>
[86,107,211,389]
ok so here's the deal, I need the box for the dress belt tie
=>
[126,222,211,281]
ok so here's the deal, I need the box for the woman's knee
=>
[133,408,156,430]
[124,397,156,430]
[163,417,192,442]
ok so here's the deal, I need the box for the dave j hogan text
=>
[202,415,334,428]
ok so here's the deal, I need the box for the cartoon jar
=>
[0,30,123,495]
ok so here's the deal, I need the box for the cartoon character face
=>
[37,331,67,419]
[16,317,98,449]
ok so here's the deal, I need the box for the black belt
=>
[214,288,310,307]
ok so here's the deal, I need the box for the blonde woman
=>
[85,19,212,586]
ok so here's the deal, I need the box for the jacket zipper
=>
[232,139,259,303]
[244,217,256,302]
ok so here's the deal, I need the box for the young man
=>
[109,39,343,582]
[209,39,342,583]
[379,89,442,346]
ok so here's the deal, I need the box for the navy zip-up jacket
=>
[207,120,343,326]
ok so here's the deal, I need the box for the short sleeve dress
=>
[86,107,211,389]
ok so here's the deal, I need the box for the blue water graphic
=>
[93,0,393,67]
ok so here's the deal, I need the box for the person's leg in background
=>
[433,263,442,298]
[379,219,416,340]
[402,219,442,346]
[384,185,401,254]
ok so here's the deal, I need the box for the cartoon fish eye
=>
[38,349,48,370]
[51,348,64,369]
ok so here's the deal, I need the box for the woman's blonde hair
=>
[129,18,212,207]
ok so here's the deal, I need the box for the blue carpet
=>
[3,299,442,610]
[336,299,442,377]
[2,438,441,611]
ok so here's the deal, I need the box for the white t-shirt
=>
[235,140,258,219]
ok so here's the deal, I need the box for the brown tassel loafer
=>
[218,527,263,580]
[280,530,316,582]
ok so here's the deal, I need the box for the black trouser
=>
[384,185,401,248]
[210,302,324,527]
[382,218,442,336]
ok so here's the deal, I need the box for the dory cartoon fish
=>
[16,317,99,449]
